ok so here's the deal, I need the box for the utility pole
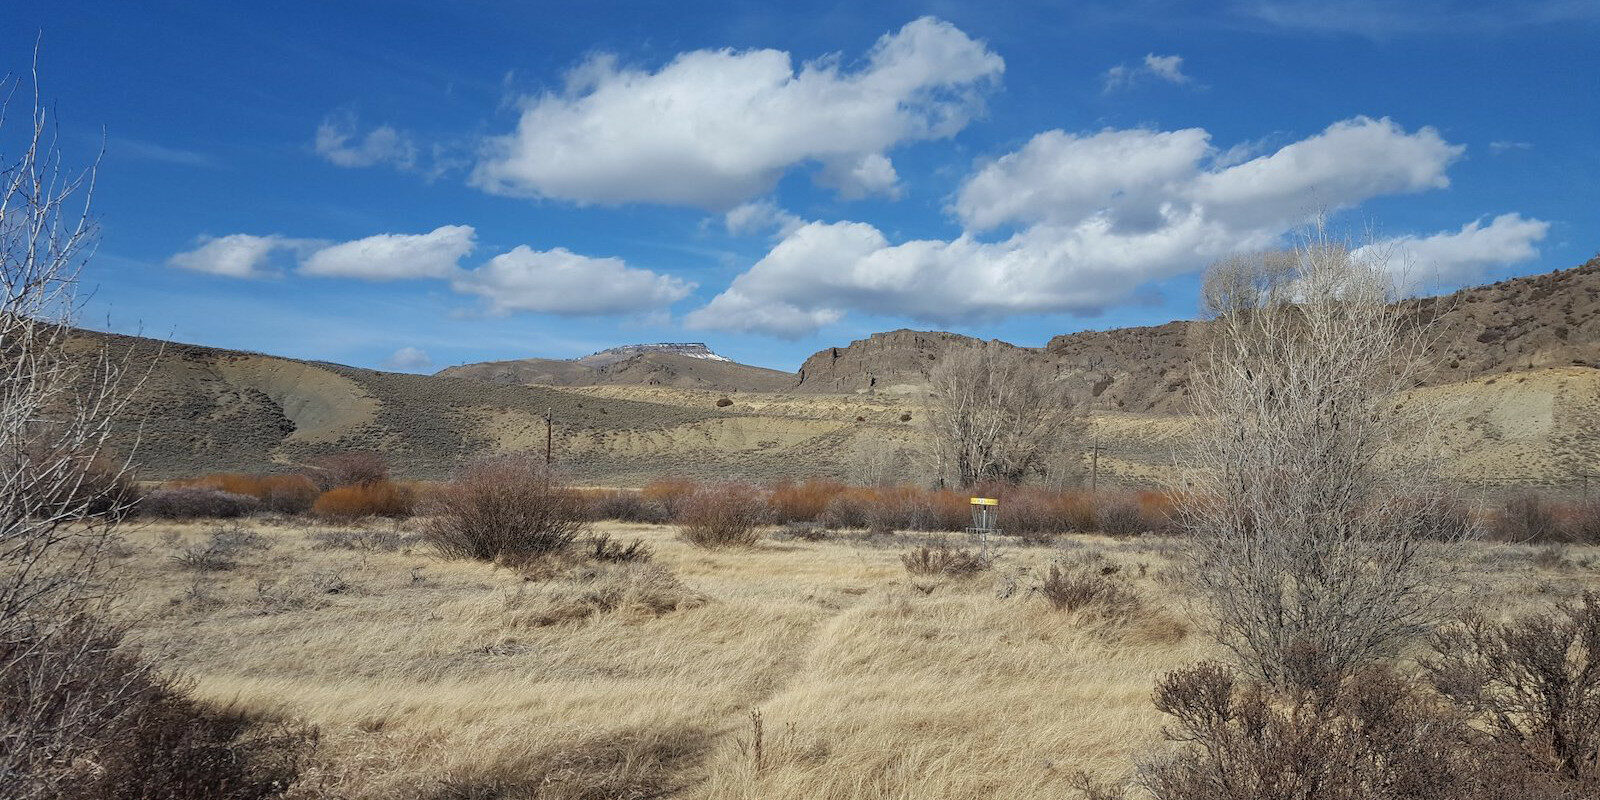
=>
[544,408,553,466]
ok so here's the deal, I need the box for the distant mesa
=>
[578,343,733,367]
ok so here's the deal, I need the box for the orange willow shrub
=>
[172,473,320,515]
[312,481,415,520]
[768,479,847,523]
[641,479,700,519]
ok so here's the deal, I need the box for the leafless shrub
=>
[311,480,414,520]
[0,615,313,799]
[170,525,269,572]
[1096,499,1148,536]
[583,489,670,524]
[1139,662,1569,800]
[901,545,990,577]
[1178,233,1459,692]
[584,532,652,563]
[302,451,389,490]
[819,491,870,529]
[141,487,259,520]
[423,454,586,561]
[1494,492,1568,543]
[926,343,1085,487]
[1424,593,1600,786]
[677,483,767,548]
[1037,561,1139,616]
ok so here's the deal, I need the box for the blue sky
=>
[7,1,1598,371]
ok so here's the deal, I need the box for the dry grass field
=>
[103,517,1600,799]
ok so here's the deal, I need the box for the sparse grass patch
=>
[497,563,704,627]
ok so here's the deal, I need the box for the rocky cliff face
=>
[792,330,1019,395]
[792,255,1600,413]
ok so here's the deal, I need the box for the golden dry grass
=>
[102,519,1600,799]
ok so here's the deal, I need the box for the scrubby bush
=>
[677,483,767,548]
[303,451,389,490]
[901,545,989,577]
[819,489,873,529]
[997,490,1060,539]
[1037,561,1139,615]
[141,488,259,520]
[585,533,653,564]
[1493,492,1566,543]
[33,456,142,521]
[176,473,321,516]
[1569,500,1600,545]
[1425,593,1600,785]
[861,486,966,534]
[424,455,585,561]
[1,615,314,800]
[776,521,829,541]
[768,479,846,523]
[580,489,671,524]
[641,479,699,519]
[1096,497,1149,536]
[500,563,703,627]
[1137,663,1558,800]
[170,525,270,572]
[311,481,414,520]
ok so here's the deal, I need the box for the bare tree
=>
[0,69,147,795]
[925,343,1083,488]
[1179,228,1459,693]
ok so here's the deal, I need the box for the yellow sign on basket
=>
[970,497,998,506]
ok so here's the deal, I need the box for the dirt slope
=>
[437,348,794,393]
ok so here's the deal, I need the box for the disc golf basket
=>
[968,497,1000,558]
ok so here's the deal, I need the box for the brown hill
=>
[437,345,793,393]
[795,255,1600,415]
[87,331,903,484]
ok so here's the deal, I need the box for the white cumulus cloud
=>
[171,224,687,318]
[1357,213,1550,289]
[299,225,477,281]
[315,112,418,169]
[452,245,694,315]
[690,116,1542,338]
[383,346,434,372]
[1103,53,1196,91]
[166,234,312,278]
[723,199,804,237]
[470,17,1003,208]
